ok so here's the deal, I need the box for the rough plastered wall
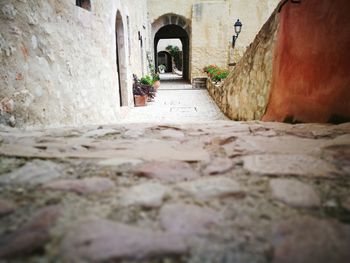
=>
[263,0,350,123]
[0,0,148,128]
[191,1,230,77]
[147,0,279,80]
[207,8,278,120]
[147,0,193,23]
[125,0,150,78]
[230,0,279,62]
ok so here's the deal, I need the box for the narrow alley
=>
[1,0,350,262]
[121,74,227,123]
[0,110,350,262]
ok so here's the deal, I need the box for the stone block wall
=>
[207,8,279,120]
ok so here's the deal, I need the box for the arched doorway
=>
[157,51,172,73]
[115,11,127,107]
[152,14,190,81]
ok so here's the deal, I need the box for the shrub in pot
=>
[133,74,156,106]
[133,75,147,107]
[152,74,160,90]
[140,75,156,101]
[140,75,154,86]
[203,64,229,84]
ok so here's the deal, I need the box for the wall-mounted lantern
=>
[232,19,242,48]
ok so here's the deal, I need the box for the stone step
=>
[192,77,208,89]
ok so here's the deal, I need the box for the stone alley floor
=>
[121,76,228,123]
[0,120,350,262]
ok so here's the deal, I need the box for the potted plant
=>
[152,73,160,90]
[133,74,150,106]
[203,64,229,84]
[158,64,166,74]
[146,52,161,90]
[139,75,156,102]
[212,70,229,84]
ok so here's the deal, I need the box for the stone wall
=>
[191,1,230,77]
[0,0,148,128]
[148,0,279,80]
[230,0,279,61]
[263,0,350,123]
[0,0,278,127]
[207,8,279,120]
[125,0,150,78]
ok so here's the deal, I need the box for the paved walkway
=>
[159,72,183,82]
[121,75,227,123]
[0,121,350,262]
[1,74,350,262]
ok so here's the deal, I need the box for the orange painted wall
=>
[263,0,350,123]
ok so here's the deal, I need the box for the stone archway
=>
[115,11,128,107]
[152,14,191,81]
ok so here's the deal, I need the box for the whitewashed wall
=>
[0,0,148,128]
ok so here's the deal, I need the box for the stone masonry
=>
[149,0,279,79]
[207,8,278,121]
[0,0,278,128]
[1,1,349,262]
[0,120,349,262]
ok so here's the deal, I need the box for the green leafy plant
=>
[133,74,156,99]
[166,45,183,71]
[203,64,229,83]
[153,74,160,81]
[146,51,161,82]
[146,52,156,75]
[203,64,217,74]
[140,75,154,86]
[212,70,229,83]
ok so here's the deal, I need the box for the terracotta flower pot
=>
[134,95,147,107]
[153,80,160,90]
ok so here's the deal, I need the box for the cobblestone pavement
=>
[121,78,228,123]
[0,120,350,262]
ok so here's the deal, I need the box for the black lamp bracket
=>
[232,35,237,48]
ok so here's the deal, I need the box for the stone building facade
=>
[0,0,278,127]
[207,8,278,121]
[0,0,149,128]
[207,0,350,123]
[148,0,279,79]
